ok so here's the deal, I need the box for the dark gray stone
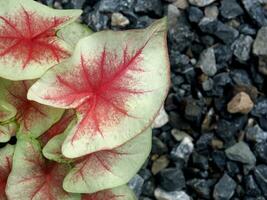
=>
[213,173,237,200]
[197,47,217,76]
[188,6,204,23]
[171,137,194,162]
[220,0,244,19]
[242,0,267,27]
[232,34,253,62]
[253,27,267,56]
[246,124,267,143]
[134,0,163,17]
[154,188,190,200]
[251,98,267,117]
[187,179,214,199]
[254,165,267,197]
[225,141,256,165]
[199,17,239,44]
[158,168,185,191]
[244,175,262,197]
[254,142,267,163]
[189,0,216,7]
[128,174,145,198]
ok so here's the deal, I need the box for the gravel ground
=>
[38,0,267,199]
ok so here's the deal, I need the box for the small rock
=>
[70,0,86,9]
[213,173,237,200]
[184,98,204,126]
[189,0,217,7]
[258,56,267,75]
[128,174,145,198]
[204,5,219,19]
[199,17,239,44]
[241,0,267,27]
[153,107,169,128]
[171,129,193,142]
[227,92,254,114]
[230,69,252,85]
[192,152,209,170]
[212,139,224,149]
[187,179,214,199]
[152,155,170,175]
[154,188,190,200]
[173,0,189,10]
[246,124,267,143]
[232,34,253,62]
[152,137,168,155]
[220,0,244,19]
[197,47,217,76]
[196,133,214,151]
[254,27,267,56]
[158,168,185,191]
[167,4,181,27]
[254,165,267,197]
[202,78,214,91]
[254,142,267,163]
[244,175,262,197]
[225,141,256,165]
[111,12,130,27]
[251,98,267,117]
[169,16,195,52]
[188,6,204,23]
[171,137,194,162]
[212,151,226,170]
[134,0,163,17]
[85,10,109,31]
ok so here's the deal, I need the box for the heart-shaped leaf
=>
[82,185,137,200]
[0,144,14,200]
[0,0,82,80]
[43,126,151,193]
[5,137,80,200]
[57,22,93,48]
[28,18,170,158]
[0,79,64,138]
[0,100,16,122]
[0,122,17,143]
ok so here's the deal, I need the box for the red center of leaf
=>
[0,156,12,197]
[46,45,149,140]
[0,7,69,68]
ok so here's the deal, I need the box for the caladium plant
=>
[0,0,170,199]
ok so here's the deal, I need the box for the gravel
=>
[25,0,267,199]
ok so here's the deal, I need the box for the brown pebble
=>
[227,92,254,114]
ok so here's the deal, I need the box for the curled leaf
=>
[5,137,80,200]
[0,100,16,122]
[0,122,17,143]
[0,145,14,200]
[0,79,64,138]
[0,0,82,80]
[82,185,137,200]
[28,18,170,158]
[43,126,152,193]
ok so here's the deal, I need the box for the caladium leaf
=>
[0,0,82,80]
[0,100,16,122]
[43,126,152,193]
[82,185,137,200]
[0,79,64,138]
[57,22,93,48]
[28,18,170,158]
[39,109,76,146]
[0,122,17,143]
[5,137,80,200]
[0,144,14,200]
